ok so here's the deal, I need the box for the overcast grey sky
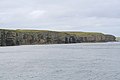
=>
[0,0,120,36]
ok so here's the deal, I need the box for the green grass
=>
[0,29,105,37]
[64,32,104,37]
[15,29,49,33]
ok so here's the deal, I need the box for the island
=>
[0,29,116,46]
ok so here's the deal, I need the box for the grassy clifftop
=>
[63,32,104,37]
[0,29,104,36]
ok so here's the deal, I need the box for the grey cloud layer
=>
[0,0,120,36]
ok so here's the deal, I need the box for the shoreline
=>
[0,29,116,46]
[0,41,119,47]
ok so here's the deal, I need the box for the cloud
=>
[0,0,120,36]
[29,10,46,19]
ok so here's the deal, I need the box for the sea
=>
[0,42,120,80]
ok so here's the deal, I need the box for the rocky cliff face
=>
[0,29,116,46]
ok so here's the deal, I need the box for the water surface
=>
[0,42,120,80]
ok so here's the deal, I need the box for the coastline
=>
[0,29,116,46]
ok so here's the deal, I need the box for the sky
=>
[0,0,120,36]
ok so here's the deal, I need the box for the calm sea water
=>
[0,42,120,80]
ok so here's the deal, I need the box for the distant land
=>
[116,37,120,42]
[0,29,116,46]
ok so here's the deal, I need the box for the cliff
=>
[0,29,116,46]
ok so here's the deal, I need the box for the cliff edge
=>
[0,29,116,46]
